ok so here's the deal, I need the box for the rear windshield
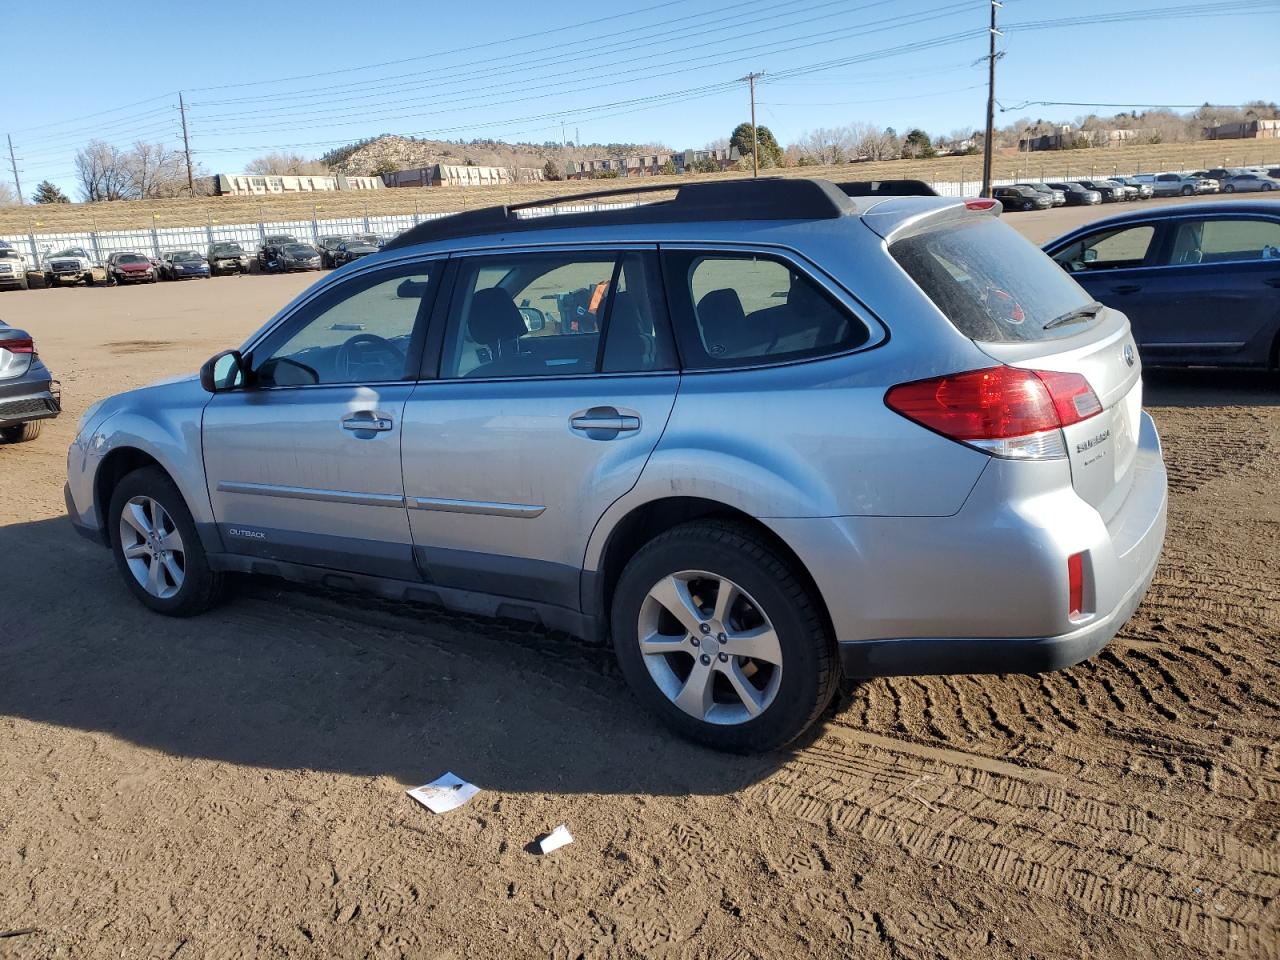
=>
[890,217,1097,342]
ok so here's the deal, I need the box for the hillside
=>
[2,139,1277,235]
[326,134,669,177]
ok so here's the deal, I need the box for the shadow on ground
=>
[0,516,800,796]
[1144,367,1280,407]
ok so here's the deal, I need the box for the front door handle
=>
[1112,284,1142,294]
[342,412,394,433]
[570,406,640,439]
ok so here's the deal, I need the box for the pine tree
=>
[32,180,70,204]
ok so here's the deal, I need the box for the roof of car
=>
[384,178,863,251]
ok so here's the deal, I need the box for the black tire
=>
[1223,184,1235,193]
[16,275,28,291]
[610,520,838,752]
[1263,183,1274,192]
[0,420,42,443]
[1182,185,1194,196]
[108,466,226,616]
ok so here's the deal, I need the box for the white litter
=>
[538,824,574,855]
[406,772,480,814]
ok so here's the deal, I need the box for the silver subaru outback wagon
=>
[65,179,1167,752]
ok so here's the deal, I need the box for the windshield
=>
[891,217,1097,343]
[284,244,316,255]
[212,244,243,254]
[172,252,200,262]
[118,254,149,264]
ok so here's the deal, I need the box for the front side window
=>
[1051,224,1156,272]
[664,250,866,368]
[252,262,437,387]
[440,251,674,379]
[1166,218,1280,264]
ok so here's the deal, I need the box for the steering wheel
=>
[335,333,405,381]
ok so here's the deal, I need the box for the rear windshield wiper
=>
[1043,301,1104,330]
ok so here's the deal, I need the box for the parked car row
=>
[0,232,401,292]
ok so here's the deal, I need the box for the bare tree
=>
[849,123,899,161]
[245,152,328,176]
[0,181,16,205]
[791,126,854,165]
[127,141,187,198]
[75,140,131,201]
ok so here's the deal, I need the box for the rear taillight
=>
[1067,552,1086,619]
[884,366,1102,460]
[1,337,33,354]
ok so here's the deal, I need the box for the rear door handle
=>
[570,406,640,438]
[342,413,394,432]
[1111,284,1142,294]
[571,415,640,431]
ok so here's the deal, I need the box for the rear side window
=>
[891,217,1096,343]
[440,251,675,379]
[663,250,867,368]
[1166,218,1280,264]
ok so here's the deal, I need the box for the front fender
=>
[67,380,212,536]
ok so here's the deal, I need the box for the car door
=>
[1126,215,1280,364]
[399,246,679,611]
[202,258,441,578]
[1047,220,1167,345]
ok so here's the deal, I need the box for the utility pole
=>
[7,135,22,205]
[740,71,764,178]
[981,1,1003,198]
[179,92,194,197]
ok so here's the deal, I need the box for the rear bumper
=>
[773,412,1168,679]
[0,376,61,426]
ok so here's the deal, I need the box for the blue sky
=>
[4,0,1277,197]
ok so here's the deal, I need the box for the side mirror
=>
[200,349,245,393]
[1082,248,1099,264]
[519,306,546,333]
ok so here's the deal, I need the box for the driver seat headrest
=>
[468,288,526,347]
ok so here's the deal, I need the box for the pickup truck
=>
[0,241,30,291]
[41,246,107,286]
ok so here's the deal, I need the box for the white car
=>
[0,241,30,291]
[1146,173,1218,198]
[1221,172,1279,194]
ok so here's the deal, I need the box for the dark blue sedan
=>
[1043,201,1280,367]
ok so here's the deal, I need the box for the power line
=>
[982,0,1002,198]
[189,0,941,131]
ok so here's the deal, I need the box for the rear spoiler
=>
[836,180,938,198]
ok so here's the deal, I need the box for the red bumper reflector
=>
[1068,552,1085,618]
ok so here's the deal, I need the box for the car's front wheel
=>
[108,466,225,616]
[611,520,838,752]
[1224,184,1235,193]
[1182,185,1194,196]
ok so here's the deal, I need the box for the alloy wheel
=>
[637,570,783,725]
[118,495,186,599]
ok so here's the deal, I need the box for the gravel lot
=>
[1,197,1277,959]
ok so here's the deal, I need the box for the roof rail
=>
[383,177,855,251]
[836,179,938,197]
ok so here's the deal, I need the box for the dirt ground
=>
[0,199,1277,959]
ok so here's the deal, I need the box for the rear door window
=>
[439,250,675,379]
[662,250,868,368]
[1165,218,1280,264]
[892,216,1098,343]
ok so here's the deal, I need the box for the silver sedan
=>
[1221,173,1280,193]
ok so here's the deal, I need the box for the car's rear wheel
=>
[611,520,837,752]
[1223,184,1235,193]
[0,420,42,443]
[109,466,225,616]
